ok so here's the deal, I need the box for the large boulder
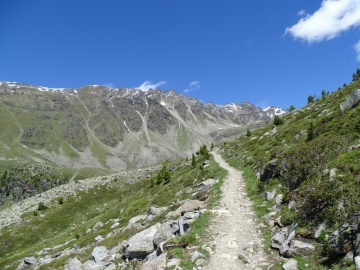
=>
[166,200,204,219]
[91,246,109,263]
[65,257,82,270]
[271,228,288,249]
[287,240,315,257]
[126,223,161,259]
[328,218,359,254]
[340,89,360,112]
[260,159,277,184]
[140,252,167,270]
[153,222,173,247]
[280,230,296,257]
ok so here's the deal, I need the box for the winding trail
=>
[205,152,269,270]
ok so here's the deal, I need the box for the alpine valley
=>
[0,81,275,170]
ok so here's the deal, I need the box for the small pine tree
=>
[321,89,326,97]
[191,154,196,168]
[289,105,295,112]
[307,95,314,104]
[273,115,283,126]
[210,142,214,151]
[246,129,251,137]
[156,164,170,185]
[307,122,315,142]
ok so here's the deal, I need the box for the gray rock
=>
[91,246,109,263]
[264,188,277,200]
[146,206,168,222]
[178,218,185,236]
[330,168,337,180]
[340,89,360,112]
[110,222,119,229]
[127,223,161,259]
[280,230,296,257]
[314,222,326,239]
[38,257,53,266]
[93,221,104,231]
[153,222,173,246]
[65,257,82,270]
[275,194,283,205]
[24,257,37,265]
[127,214,147,229]
[167,258,181,267]
[355,256,360,270]
[282,258,298,270]
[195,258,206,266]
[82,260,98,270]
[271,228,288,249]
[95,235,104,242]
[183,211,199,219]
[166,200,204,219]
[140,252,167,270]
[288,240,315,257]
[191,250,204,262]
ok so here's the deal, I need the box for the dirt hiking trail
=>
[204,152,269,270]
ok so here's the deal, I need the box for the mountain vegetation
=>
[222,72,360,269]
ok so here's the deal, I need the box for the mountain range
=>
[0,81,276,169]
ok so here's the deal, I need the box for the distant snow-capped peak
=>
[263,106,287,119]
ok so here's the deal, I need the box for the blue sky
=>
[1,0,360,109]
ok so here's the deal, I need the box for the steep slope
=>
[222,75,360,268]
[0,82,269,169]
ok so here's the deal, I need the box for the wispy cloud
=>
[297,10,307,17]
[183,81,201,93]
[137,80,166,92]
[286,0,360,43]
[354,40,360,61]
[104,82,114,88]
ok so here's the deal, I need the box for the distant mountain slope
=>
[0,82,270,169]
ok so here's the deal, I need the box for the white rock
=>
[283,258,298,270]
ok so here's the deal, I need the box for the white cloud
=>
[137,80,166,92]
[354,40,360,61]
[184,81,201,93]
[297,10,307,17]
[104,82,114,88]
[286,0,360,43]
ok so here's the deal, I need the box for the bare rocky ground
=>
[0,166,160,229]
[204,152,270,270]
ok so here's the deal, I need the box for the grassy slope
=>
[0,151,226,270]
[221,78,360,269]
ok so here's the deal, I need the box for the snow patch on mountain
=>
[263,106,287,119]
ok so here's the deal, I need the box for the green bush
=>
[37,202,48,211]
[273,115,283,126]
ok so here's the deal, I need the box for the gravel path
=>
[204,152,269,270]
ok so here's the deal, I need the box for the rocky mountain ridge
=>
[0,81,272,169]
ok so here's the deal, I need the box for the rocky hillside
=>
[222,71,360,269]
[0,145,228,270]
[0,82,270,170]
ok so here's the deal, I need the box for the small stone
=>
[355,256,360,270]
[191,251,204,262]
[24,257,37,265]
[282,258,298,270]
[110,222,119,229]
[93,221,104,231]
[95,235,104,242]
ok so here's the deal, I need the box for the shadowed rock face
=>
[0,82,270,169]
